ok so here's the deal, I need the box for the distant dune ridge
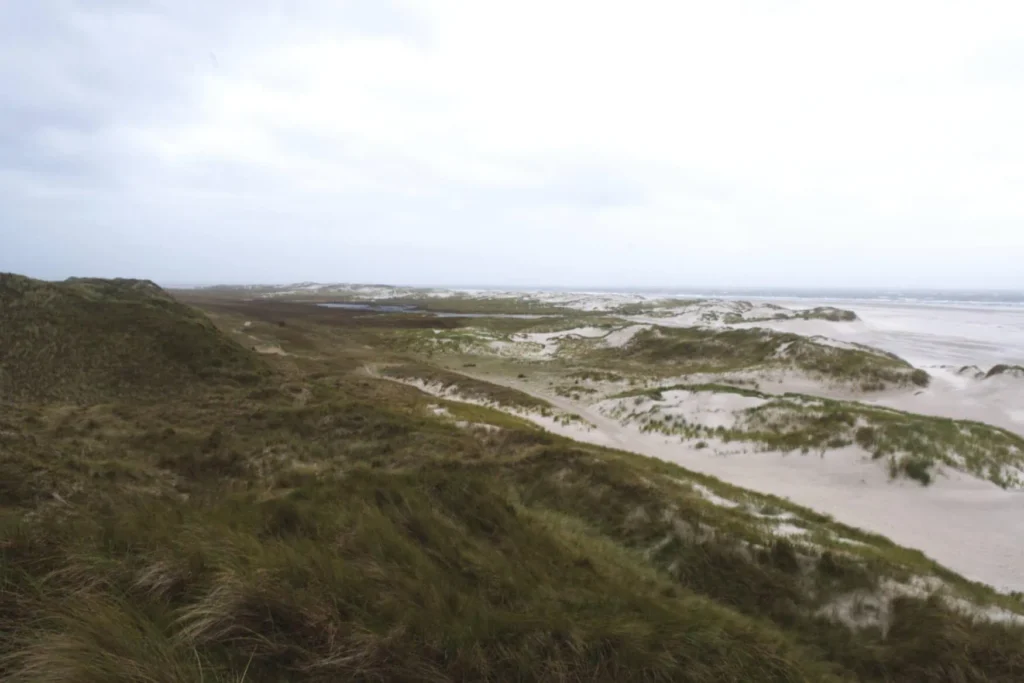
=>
[0,273,266,402]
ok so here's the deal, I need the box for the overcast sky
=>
[2,1,1023,288]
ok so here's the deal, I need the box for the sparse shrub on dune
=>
[898,456,934,486]
[986,364,1024,379]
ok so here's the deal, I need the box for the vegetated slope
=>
[3,291,1024,682]
[986,364,1024,379]
[606,299,858,323]
[609,327,928,389]
[381,363,555,411]
[372,318,919,391]
[605,384,1024,487]
[0,274,267,402]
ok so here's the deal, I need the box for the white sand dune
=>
[605,389,767,430]
[868,366,1024,437]
[505,326,609,357]
[667,363,1024,438]
[602,324,651,348]
[459,372,1024,593]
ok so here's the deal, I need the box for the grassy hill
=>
[0,274,267,402]
[604,326,928,389]
[2,284,1023,682]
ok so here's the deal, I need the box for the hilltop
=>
[0,274,267,402]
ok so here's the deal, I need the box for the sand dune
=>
[353,286,1024,591]
[459,372,1024,593]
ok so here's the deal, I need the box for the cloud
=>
[2,0,1023,287]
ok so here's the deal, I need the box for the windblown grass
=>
[0,274,267,402]
[3,281,1024,682]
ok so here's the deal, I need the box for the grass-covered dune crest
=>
[0,273,268,402]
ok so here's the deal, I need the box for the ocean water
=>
[522,286,1024,309]
[655,288,1024,309]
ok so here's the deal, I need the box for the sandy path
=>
[463,371,1024,593]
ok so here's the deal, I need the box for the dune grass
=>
[733,306,859,324]
[4,282,1024,682]
[380,363,557,413]
[336,300,909,391]
[0,273,268,402]
[738,397,1024,487]
[597,326,925,388]
[986,364,1024,379]
[605,386,1024,487]
[6,373,1024,682]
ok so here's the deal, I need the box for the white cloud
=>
[1,0,1023,286]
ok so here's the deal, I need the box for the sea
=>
[508,286,1024,309]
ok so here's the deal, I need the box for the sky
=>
[2,1,1023,289]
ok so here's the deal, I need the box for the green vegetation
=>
[359,294,572,316]
[893,455,934,485]
[606,299,858,325]
[986,364,1024,379]
[603,327,923,388]
[614,382,770,401]
[739,398,1024,486]
[609,387,1024,488]
[608,298,707,316]
[373,317,613,357]
[317,297,905,393]
[567,369,623,382]
[724,305,858,324]
[555,384,599,400]
[793,307,859,323]
[0,273,268,402]
[380,363,557,413]
[3,280,1024,682]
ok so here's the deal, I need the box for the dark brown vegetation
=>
[2,278,1023,682]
